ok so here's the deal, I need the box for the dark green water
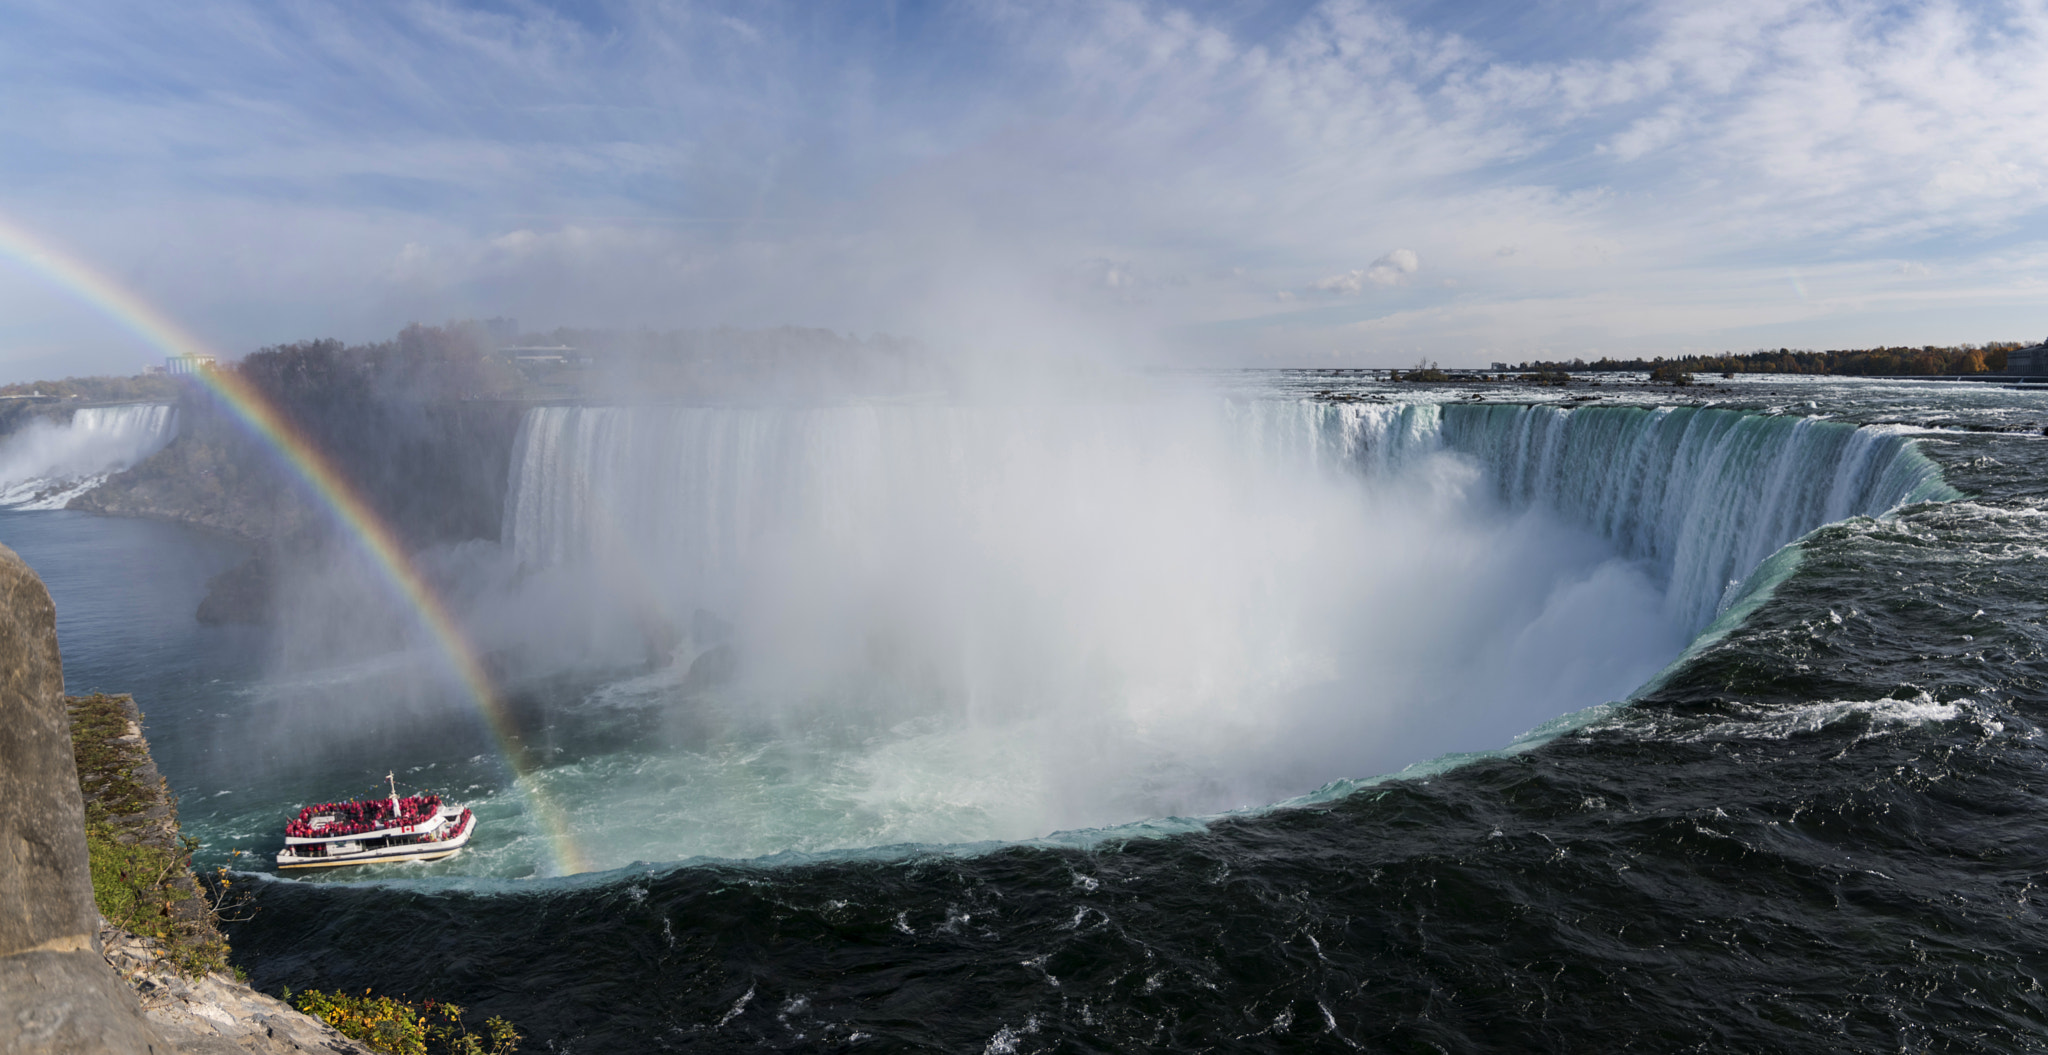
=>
[14,377,2048,1052]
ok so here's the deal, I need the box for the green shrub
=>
[1649,362,1695,385]
[287,989,520,1055]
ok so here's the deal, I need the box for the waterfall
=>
[0,404,178,509]
[481,398,1956,846]
[1274,402,1955,631]
[508,401,1954,632]
[1445,405,1952,629]
[507,401,1952,636]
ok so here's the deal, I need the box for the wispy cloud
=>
[0,0,2043,375]
[1313,250,1421,295]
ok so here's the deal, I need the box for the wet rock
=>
[196,557,273,626]
[681,643,738,695]
[639,610,681,670]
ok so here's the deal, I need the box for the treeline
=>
[0,373,182,401]
[236,321,522,405]
[1512,340,2039,376]
[222,323,528,544]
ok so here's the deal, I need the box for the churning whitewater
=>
[347,394,1957,870]
[32,375,2048,1051]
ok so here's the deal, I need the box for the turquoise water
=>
[2,386,1958,885]
[19,379,2048,1051]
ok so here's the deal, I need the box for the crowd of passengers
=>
[286,794,443,838]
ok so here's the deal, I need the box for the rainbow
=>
[0,215,589,876]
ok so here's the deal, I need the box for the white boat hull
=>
[276,807,475,871]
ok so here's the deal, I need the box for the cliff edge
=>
[0,545,374,1055]
[0,542,169,1053]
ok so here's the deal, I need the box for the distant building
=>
[165,353,217,376]
[496,345,591,367]
[494,345,592,388]
[2004,344,2048,376]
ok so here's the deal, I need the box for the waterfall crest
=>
[477,398,1956,856]
[1265,401,1954,631]
[504,399,1956,654]
[511,401,1951,636]
[0,404,178,509]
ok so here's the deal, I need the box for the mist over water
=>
[154,386,1952,877]
[473,398,1685,860]
[0,404,176,508]
[183,383,2047,1053]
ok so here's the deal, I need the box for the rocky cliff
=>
[66,411,314,542]
[70,395,527,626]
[0,545,374,1055]
[0,542,170,1053]
[70,400,527,547]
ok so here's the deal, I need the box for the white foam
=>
[0,404,177,508]
[1615,692,1984,745]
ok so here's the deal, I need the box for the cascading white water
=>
[1441,405,1953,630]
[0,404,178,509]
[1256,401,1955,632]
[471,396,1951,865]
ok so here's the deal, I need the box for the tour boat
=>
[275,773,476,871]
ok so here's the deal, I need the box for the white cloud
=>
[1313,249,1420,295]
[1370,248,1420,283]
[0,0,2044,375]
[1603,105,1688,161]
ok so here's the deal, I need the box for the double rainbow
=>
[0,215,589,876]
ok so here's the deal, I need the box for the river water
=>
[8,373,2048,1052]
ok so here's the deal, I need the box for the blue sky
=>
[1,0,2044,378]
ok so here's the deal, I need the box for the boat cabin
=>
[276,781,477,870]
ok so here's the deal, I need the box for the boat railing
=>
[278,807,473,859]
[284,793,444,838]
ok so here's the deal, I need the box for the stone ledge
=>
[100,921,375,1055]
[0,948,166,1054]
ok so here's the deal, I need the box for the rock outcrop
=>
[71,399,526,550]
[99,926,371,1055]
[67,692,231,981]
[0,542,169,1053]
[1,545,374,1055]
[194,559,273,627]
[66,424,312,543]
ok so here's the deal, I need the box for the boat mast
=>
[387,771,399,818]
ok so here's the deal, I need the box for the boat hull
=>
[276,808,475,871]
[275,844,468,870]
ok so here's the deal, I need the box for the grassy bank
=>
[66,691,235,977]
